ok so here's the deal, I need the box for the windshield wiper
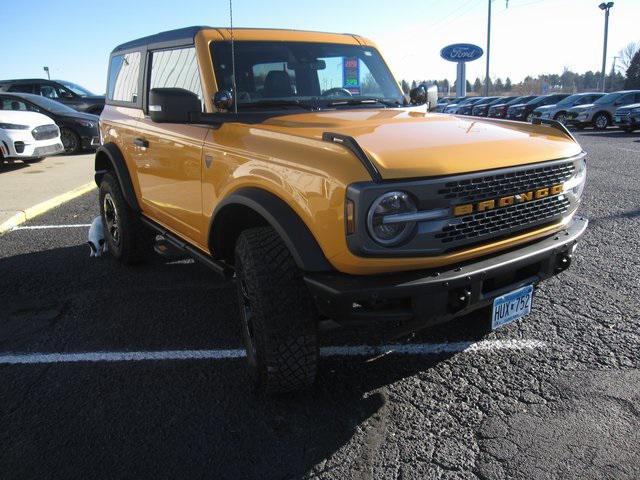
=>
[238,99,316,111]
[327,97,401,108]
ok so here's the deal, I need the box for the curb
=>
[0,181,96,234]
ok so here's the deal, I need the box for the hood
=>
[508,103,526,110]
[0,110,55,127]
[569,103,594,112]
[617,102,640,111]
[59,111,100,122]
[81,95,105,103]
[535,105,556,112]
[257,108,582,180]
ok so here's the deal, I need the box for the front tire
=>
[593,112,609,130]
[235,226,319,394]
[526,113,533,123]
[99,173,152,264]
[554,112,567,124]
[60,127,81,154]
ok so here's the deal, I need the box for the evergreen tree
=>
[495,78,504,92]
[400,80,410,94]
[473,78,482,92]
[504,77,512,91]
[625,50,640,89]
[466,80,473,92]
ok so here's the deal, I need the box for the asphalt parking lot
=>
[0,130,639,480]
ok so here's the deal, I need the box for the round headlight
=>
[367,191,417,246]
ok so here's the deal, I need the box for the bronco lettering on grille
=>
[453,184,563,217]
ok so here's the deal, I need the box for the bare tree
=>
[618,42,640,73]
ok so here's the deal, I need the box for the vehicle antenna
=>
[229,0,238,114]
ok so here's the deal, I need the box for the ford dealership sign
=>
[440,44,483,63]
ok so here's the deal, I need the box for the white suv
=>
[0,110,63,164]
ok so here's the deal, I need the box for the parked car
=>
[0,79,105,114]
[565,90,640,130]
[0,92,100,153]
[507,94,570,122]
[434,96,467,113]
[432,97,464,112]
[0,109,63,165]
[96,26,587,393]
[458,97,498,115]
[445,96,485,114]
[532,93,604,124]
[613,102,640,132]
[472,96,515,117]
[488,95,536,119]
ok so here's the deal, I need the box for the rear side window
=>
[149,47,203,109]
[108,51,141,103]
[8,84,35,94]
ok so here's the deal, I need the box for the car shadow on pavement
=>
[0,242,462,479]
[0,161,29,173]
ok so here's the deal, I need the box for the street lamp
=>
[599,2,614,92]
[43,66,50,80]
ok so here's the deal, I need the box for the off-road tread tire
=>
[99,173,152,264]
[235,226,319,394]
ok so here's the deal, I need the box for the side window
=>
[8,84,35,94]
[635,93,640,103]
[0,98,29,111]
[40,84,59,99]
[618,94,633,105]
[108,51,141,103]
[149,47,203,109]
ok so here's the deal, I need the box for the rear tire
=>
[593,112,609,130]
[234,226,319,394]
[99,173,153,264]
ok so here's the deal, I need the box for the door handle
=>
[133,138,149,148]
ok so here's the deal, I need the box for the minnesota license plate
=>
[491,285,533,330]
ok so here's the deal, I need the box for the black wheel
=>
[234,226,319,394]
[22,157,45,164]
[60,127,81,154]
[554,112,567,124]
[99,173,153,264]
[593,112,609,130]
[526,112,533,123]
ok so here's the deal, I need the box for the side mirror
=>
[213,89,234,111]
[149,88,201,123]
[409,86,427,105]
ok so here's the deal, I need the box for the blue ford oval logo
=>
[440,44,484,63]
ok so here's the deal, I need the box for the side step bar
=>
[140,216,233,279]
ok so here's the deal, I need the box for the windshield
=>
[22,93,79,114]
[594,92,624,105]
[211,41,404,109]
[56,80,94,97]
[555,94,582,107]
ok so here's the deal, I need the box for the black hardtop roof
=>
[112,26,210,53]
[0,78,54,84]
[112,25,359,54]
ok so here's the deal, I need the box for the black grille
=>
[435,195,571,244]
[437,161,574,203]
[32,124,58,140]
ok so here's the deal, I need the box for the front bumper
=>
[305,216,587,332]
[614,114,640,128]
[0,130,63,159]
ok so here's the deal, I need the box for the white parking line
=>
[12,224,92,230]
[0,340,545,365]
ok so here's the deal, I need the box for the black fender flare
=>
[209,187,333,272]
[94,143,140,212]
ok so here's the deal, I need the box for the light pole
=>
[599,2,614,92]
[43,66,50,80]
[484,0,492,96]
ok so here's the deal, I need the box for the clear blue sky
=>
[2,0,639,94]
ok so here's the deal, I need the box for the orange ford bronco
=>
[96,26,587,393]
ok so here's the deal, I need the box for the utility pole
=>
[599,2,614,92]
[484,0,492,96]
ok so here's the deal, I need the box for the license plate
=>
[491,285,533,329]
